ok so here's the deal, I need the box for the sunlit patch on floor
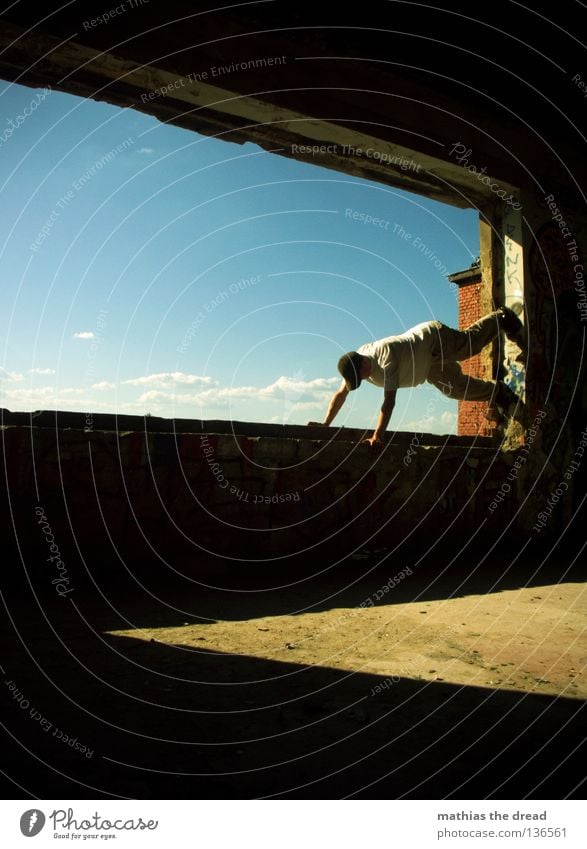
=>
[107,583,586,699]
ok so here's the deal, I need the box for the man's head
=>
[338,351,368,391]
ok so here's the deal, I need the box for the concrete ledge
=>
[1,416,521,569]
[0,408,498,449]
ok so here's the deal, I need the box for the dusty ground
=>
[115,582,585,700]
[1,551,585,799]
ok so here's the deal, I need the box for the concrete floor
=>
[1,551,585,799]
[115,581,584,701]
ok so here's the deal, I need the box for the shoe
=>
[485,404,505,425]
[497,307,526,352]
[494,382,529,426]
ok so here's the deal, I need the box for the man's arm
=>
[365,389,397,446]
[324,381,349,425]
[308,381,349,426]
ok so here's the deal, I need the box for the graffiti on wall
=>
[502,205,526,400]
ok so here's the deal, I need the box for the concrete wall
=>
[4,406,579,578]
[1,419,537,574]
[518,186,587,516]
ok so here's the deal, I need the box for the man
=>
[313,308,526,446]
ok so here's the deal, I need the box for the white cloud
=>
[0,386,88,407]
[196,374,338,405]
[136,390,190,404]
[441,411,458,427]
[73,331,96,340]
[0,372,338,421]
[194,386,257,402]
[258,374,339,401]
[28,367,56,375]
[403,409,458,435]
[135,375,339,409]
[0,367,24,382]
[122,372,215,388]
[284,400,326,411]
[137,147,154,155]
[7,386,85,399]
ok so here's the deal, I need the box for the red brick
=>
[457,275,493,436]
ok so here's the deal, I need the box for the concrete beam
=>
[0,19,521,209]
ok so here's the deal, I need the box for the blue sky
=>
[0,82,479,433]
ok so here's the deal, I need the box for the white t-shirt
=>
[357,322,436,390]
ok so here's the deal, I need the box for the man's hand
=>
[363,435,383,447]
[368,389,396,445]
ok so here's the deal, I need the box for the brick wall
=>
[458,275,494,436]
[1,423,521,572]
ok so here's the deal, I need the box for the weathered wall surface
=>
[516,188,587,518]
[1,419,565,581]
[1,4,584,208]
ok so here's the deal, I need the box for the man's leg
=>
[427,361,526,423]
[432,308,524,364]
[427,361,496,400]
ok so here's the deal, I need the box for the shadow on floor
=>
[1,627,584,800]
[29,541,585,631]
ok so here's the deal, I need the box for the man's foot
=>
[497,306,527,355]
[485,404,505,425]
[490,382,529,427]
